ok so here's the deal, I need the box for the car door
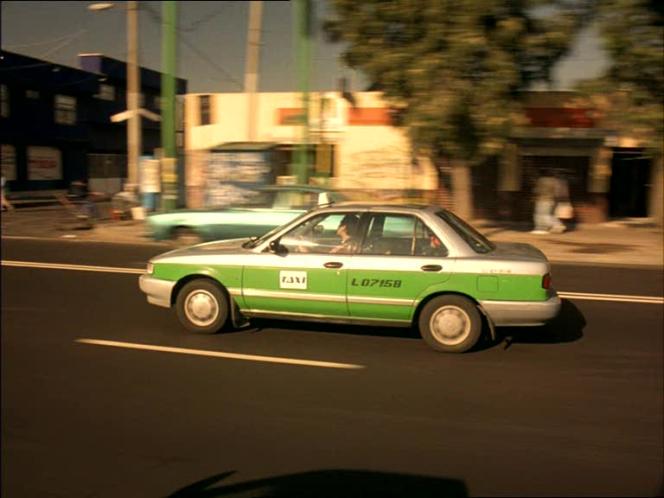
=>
[242,211,362,319]
[346,213,454,323]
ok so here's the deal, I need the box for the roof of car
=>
[260,184,335,193]
[314,202,442,213]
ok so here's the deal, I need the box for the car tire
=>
[175,279,229,334]
[173,227,202,246]
[418,295,482,353]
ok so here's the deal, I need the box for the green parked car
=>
[145,185,346,245]
[139,203,561,353]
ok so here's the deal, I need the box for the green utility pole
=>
[161,0,178,210]
[293,0,312,185]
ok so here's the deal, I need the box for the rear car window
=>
[436,210,494,254]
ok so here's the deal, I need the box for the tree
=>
[580,0,663,151]
[324,0,591,219]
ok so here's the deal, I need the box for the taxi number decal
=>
[280,271,307,290]
[351,278,402,288]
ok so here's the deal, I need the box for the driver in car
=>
[330,214,360,254]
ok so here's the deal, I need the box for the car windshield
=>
[241,210,311,249]
[436,210,495,254]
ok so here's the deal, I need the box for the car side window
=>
[361,215,448,257]
[413,219,448,257]
[279,212,362,254]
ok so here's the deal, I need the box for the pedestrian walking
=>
[531,169,557,234]
[1,175,14,212]
[552,169,573,233]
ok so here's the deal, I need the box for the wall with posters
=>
[204,148,274,207]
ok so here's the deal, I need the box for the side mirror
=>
[268,239,282,253]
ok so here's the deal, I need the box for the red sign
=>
[525,107,595,128]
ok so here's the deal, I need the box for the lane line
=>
[3,260,662,304]
[1,260,144,275]
[558,291,663,304]
[75,338,365,370]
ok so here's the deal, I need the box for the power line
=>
[3,29,87,50]
[141,2,243,89]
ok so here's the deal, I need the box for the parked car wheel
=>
[175,279,229,334]
[172,227,202,246]
[418,295,482,353]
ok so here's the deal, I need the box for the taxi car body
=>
[139,204,561,353]
[146,185,346,244]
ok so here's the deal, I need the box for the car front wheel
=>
[175,279,229,334]
[418,295,482,353]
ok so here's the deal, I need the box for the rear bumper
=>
[139,274,176,308]
[479,293,561,326]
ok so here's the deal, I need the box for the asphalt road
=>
[2,238,663,497]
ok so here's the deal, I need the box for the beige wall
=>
[184,91,437,192]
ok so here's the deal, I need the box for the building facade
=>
[183,90,662,224]
[0,51,187,197]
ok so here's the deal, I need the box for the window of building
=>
[1,144,17,180]
[54,95,76,125]
[199,94,211,125]
[94,84,115,101]
[1,85,8,118]
[26,89,40,100]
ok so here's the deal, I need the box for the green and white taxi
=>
[139,204,561,353]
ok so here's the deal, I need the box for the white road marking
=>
[558,291,663,304]
[1,260,144,274]
[75,338,365,370]
[2,260,663,304]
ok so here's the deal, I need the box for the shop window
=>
[54,94,76,125]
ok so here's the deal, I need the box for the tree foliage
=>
[324,0,592,162]
[580,0,663,152]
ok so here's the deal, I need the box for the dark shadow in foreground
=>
[168,469,468,498]
[499,298,586,350]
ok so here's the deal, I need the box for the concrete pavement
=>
[1,203,662,268]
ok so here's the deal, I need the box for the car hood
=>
[152,238,249,261]
[489,242,549,263]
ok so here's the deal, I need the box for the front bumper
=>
[139,274,176,308]
[479,292,562,326]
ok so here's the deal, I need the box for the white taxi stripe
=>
[3,260,662,305]
[1,260,144,274]
[75,338,365,370]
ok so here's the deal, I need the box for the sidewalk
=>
[1,203,663,268]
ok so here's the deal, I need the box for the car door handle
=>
[324,262,343,269]
[421,264,442,272]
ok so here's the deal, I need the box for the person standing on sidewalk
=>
[1,175,14,212]
[531,169,557,234]
[551,169,572,233]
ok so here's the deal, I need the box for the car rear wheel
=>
[175,279,229,334]
[172,227,202,246]
[418,295,482,353]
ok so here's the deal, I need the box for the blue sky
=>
[1,1,609,94]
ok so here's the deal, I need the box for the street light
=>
[88,1,141,188]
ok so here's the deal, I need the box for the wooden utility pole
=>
[244,1,263,142]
